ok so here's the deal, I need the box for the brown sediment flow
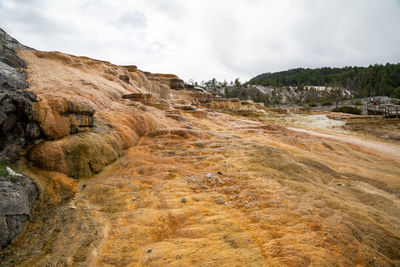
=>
[1,50,400,266]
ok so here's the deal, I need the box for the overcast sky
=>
[1,0,400,82]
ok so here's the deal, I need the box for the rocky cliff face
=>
[0,28,41,162]
[246,85,352,104]
[0,29,41,249]
[217,84,353,105]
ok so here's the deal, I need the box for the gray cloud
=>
[0,0,399,82]
[113,12,147,29]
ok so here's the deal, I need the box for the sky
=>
[1,0,400,82]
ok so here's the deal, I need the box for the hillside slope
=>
[0,33,400,266]
[249,65,400,98]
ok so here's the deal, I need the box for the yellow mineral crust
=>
[18,50,179,178]
[2,50,399,266]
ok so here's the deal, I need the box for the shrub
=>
[300,106,311,111]
[308,102,317,107]
[321,100,332,106]
[331,106,362,115]
[391,99,400,105]
[351,100,362,106]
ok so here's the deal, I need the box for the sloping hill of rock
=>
[20,49,175,178]
[1,29,400,266]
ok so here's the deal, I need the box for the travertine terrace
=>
[1,49,400,266]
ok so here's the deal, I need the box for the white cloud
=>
[1,0,399,82]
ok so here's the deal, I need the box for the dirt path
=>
[288,127,400,159]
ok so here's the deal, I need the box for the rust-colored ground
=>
[344,117,400,143]
[3,111,400,266]
[1,51,400,266]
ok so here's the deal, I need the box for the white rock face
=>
[6,167,23,177]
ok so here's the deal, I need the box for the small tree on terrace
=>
[234,78,241,88]
[331,87,344,108]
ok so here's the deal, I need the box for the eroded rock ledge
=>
[18,49,181,179]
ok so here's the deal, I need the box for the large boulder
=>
[170,78,185,90]
[0,170,39,248]
[32,97,95,140]
[0,61,29,90]
[29,131,123,178]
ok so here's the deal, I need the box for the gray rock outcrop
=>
[0,171,39,248]
[0,28,40,249]
[0,28,41,162]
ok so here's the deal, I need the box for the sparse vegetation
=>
[321,100,332,106]
[351,99,362,106]
[391,99,400,105]
[308,102,317,107]
[0,161,8,176]
[332,106,362,115]
[0,161,18,182]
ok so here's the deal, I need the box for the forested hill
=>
[249,64,400,98]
